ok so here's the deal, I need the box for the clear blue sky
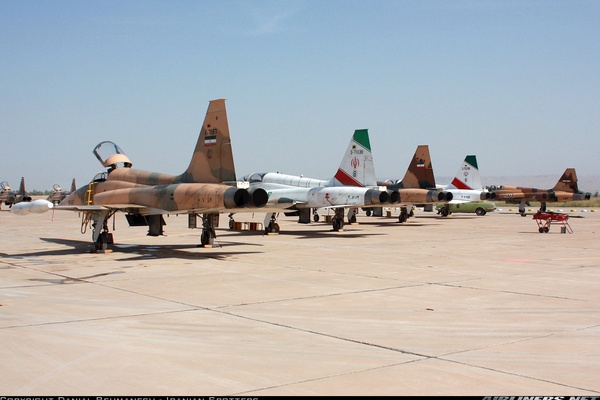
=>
[2,0,599,191]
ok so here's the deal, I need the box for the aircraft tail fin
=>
[18,177,26,195]
[553,168,579,193]
[178,99,236,184]
[329,129,378,187]
[448,155,483,190]
[401,145,436,189]
[70,178,77,193]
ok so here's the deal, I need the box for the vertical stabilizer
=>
[330,129,377,187]
[448,155,483,190]
[553,168,578,193]
[401,145,436,189]
[70,178,77,192]
[18,177,26,196]
[178,99,236,184]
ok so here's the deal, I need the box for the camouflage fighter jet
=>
[436,155,496,217]
[46,178,77,205]
[14,99,268,250]
[239,129,392,232]
[0,177,30,209]
[487,168,591,216]
[376,145,453,222]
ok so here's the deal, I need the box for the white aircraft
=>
[239,129,393,232]
[436,155,495,216]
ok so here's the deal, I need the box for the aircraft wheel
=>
[313,214,319,222]
[267,221,280,233]
[539,227,544,233]
[366,209,372,217]
[332,219,342,231]
[544,227,549,233]
[229,219,234,229]
[348,214,357,224]
[475,207,486,216]
[201,230,213,246]
[96,232,109,251]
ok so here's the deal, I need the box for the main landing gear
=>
[86,210,114,253]
[332,208,345,231]
[265,213,280,234]
[438,205,451,217]
[199,213,219,247]
[398,206,413,223]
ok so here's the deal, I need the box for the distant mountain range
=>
[437,175,600,194]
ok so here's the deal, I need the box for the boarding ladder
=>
[84,181,97,205]
[81,181,98,234]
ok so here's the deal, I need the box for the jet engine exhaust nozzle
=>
[225,187,250,209]
[365,189,389,205]
[249,188,269,208]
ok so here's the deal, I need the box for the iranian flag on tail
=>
[204,135,217,145]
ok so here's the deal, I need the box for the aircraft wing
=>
[320,204,361,209]
[53,204,171,215]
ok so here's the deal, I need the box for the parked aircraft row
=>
[1,177,76,210]
[1,178,29,208]
[8,99,592,252]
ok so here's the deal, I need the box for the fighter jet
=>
[0,177,30,209]
[487,168,591,216]
[14,99,268,250]
[376,145,453,222]
[239,129,391,232]
[436,155,495,217]
[46,179,77,205]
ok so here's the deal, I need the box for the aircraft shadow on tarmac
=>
[344,219,439,228]
[1,237,262,262]
[216,226,381,240]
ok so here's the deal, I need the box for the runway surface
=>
[1,206,599,395]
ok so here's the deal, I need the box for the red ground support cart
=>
[532,211,573,233]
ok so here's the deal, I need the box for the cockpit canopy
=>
[242,173,267,183]
[93,141,132,170]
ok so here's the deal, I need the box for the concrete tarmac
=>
[1,206,599,395]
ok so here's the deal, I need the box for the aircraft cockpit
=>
[242,173,267,183]
[92,172,108,183]
[486,185,504,190]
[1,181,10,191]
[93,141,133,172]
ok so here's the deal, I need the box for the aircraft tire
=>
[201,230,213,246]
[333,219,342,231]
[96,232,109,251]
